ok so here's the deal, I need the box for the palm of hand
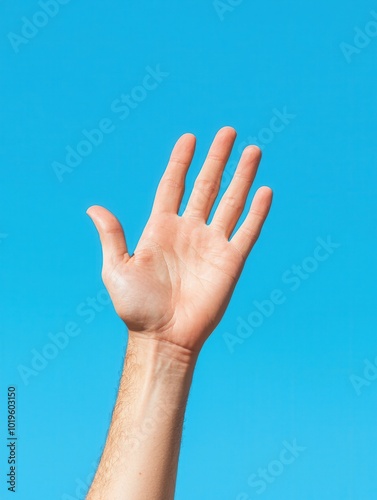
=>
[88,127,272,352]
[105,213,244,351]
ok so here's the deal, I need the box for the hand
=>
[87,127,272,354]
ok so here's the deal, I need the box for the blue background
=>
[1,0,376,498]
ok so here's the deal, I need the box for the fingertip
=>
[257,185,273,199]
[243,144,262,160]
[86,208,96,223]
[218,125,237,138]
[86,204,104,215]
[179,133,196,148]
[181,132,196,140]
[253,186,273,213]
[85,205,120,232]
[174,133,196,156]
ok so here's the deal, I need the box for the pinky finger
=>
[230,186,273,260]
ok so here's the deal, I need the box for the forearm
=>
[87,333,198,500]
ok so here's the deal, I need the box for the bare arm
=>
[86,127,272,499]
[88,337,196,499]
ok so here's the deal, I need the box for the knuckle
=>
[206,152,223,163]
[104,225,123,236]
[194,177,219,196]
[161,176,181,189]
[210,219,225,232]
[249,208,265,221]
[223,195,243,211]
[184,209,204,221]
[169,156,187,167]
[241,225,259,240]
[233,171,251,182]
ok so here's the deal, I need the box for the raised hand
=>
[87,127,272,353]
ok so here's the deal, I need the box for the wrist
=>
[120,332,197,419]
[126,331,199,372]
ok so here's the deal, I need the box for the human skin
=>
[86,126,273,499]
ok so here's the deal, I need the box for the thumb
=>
[86,205,129,267]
